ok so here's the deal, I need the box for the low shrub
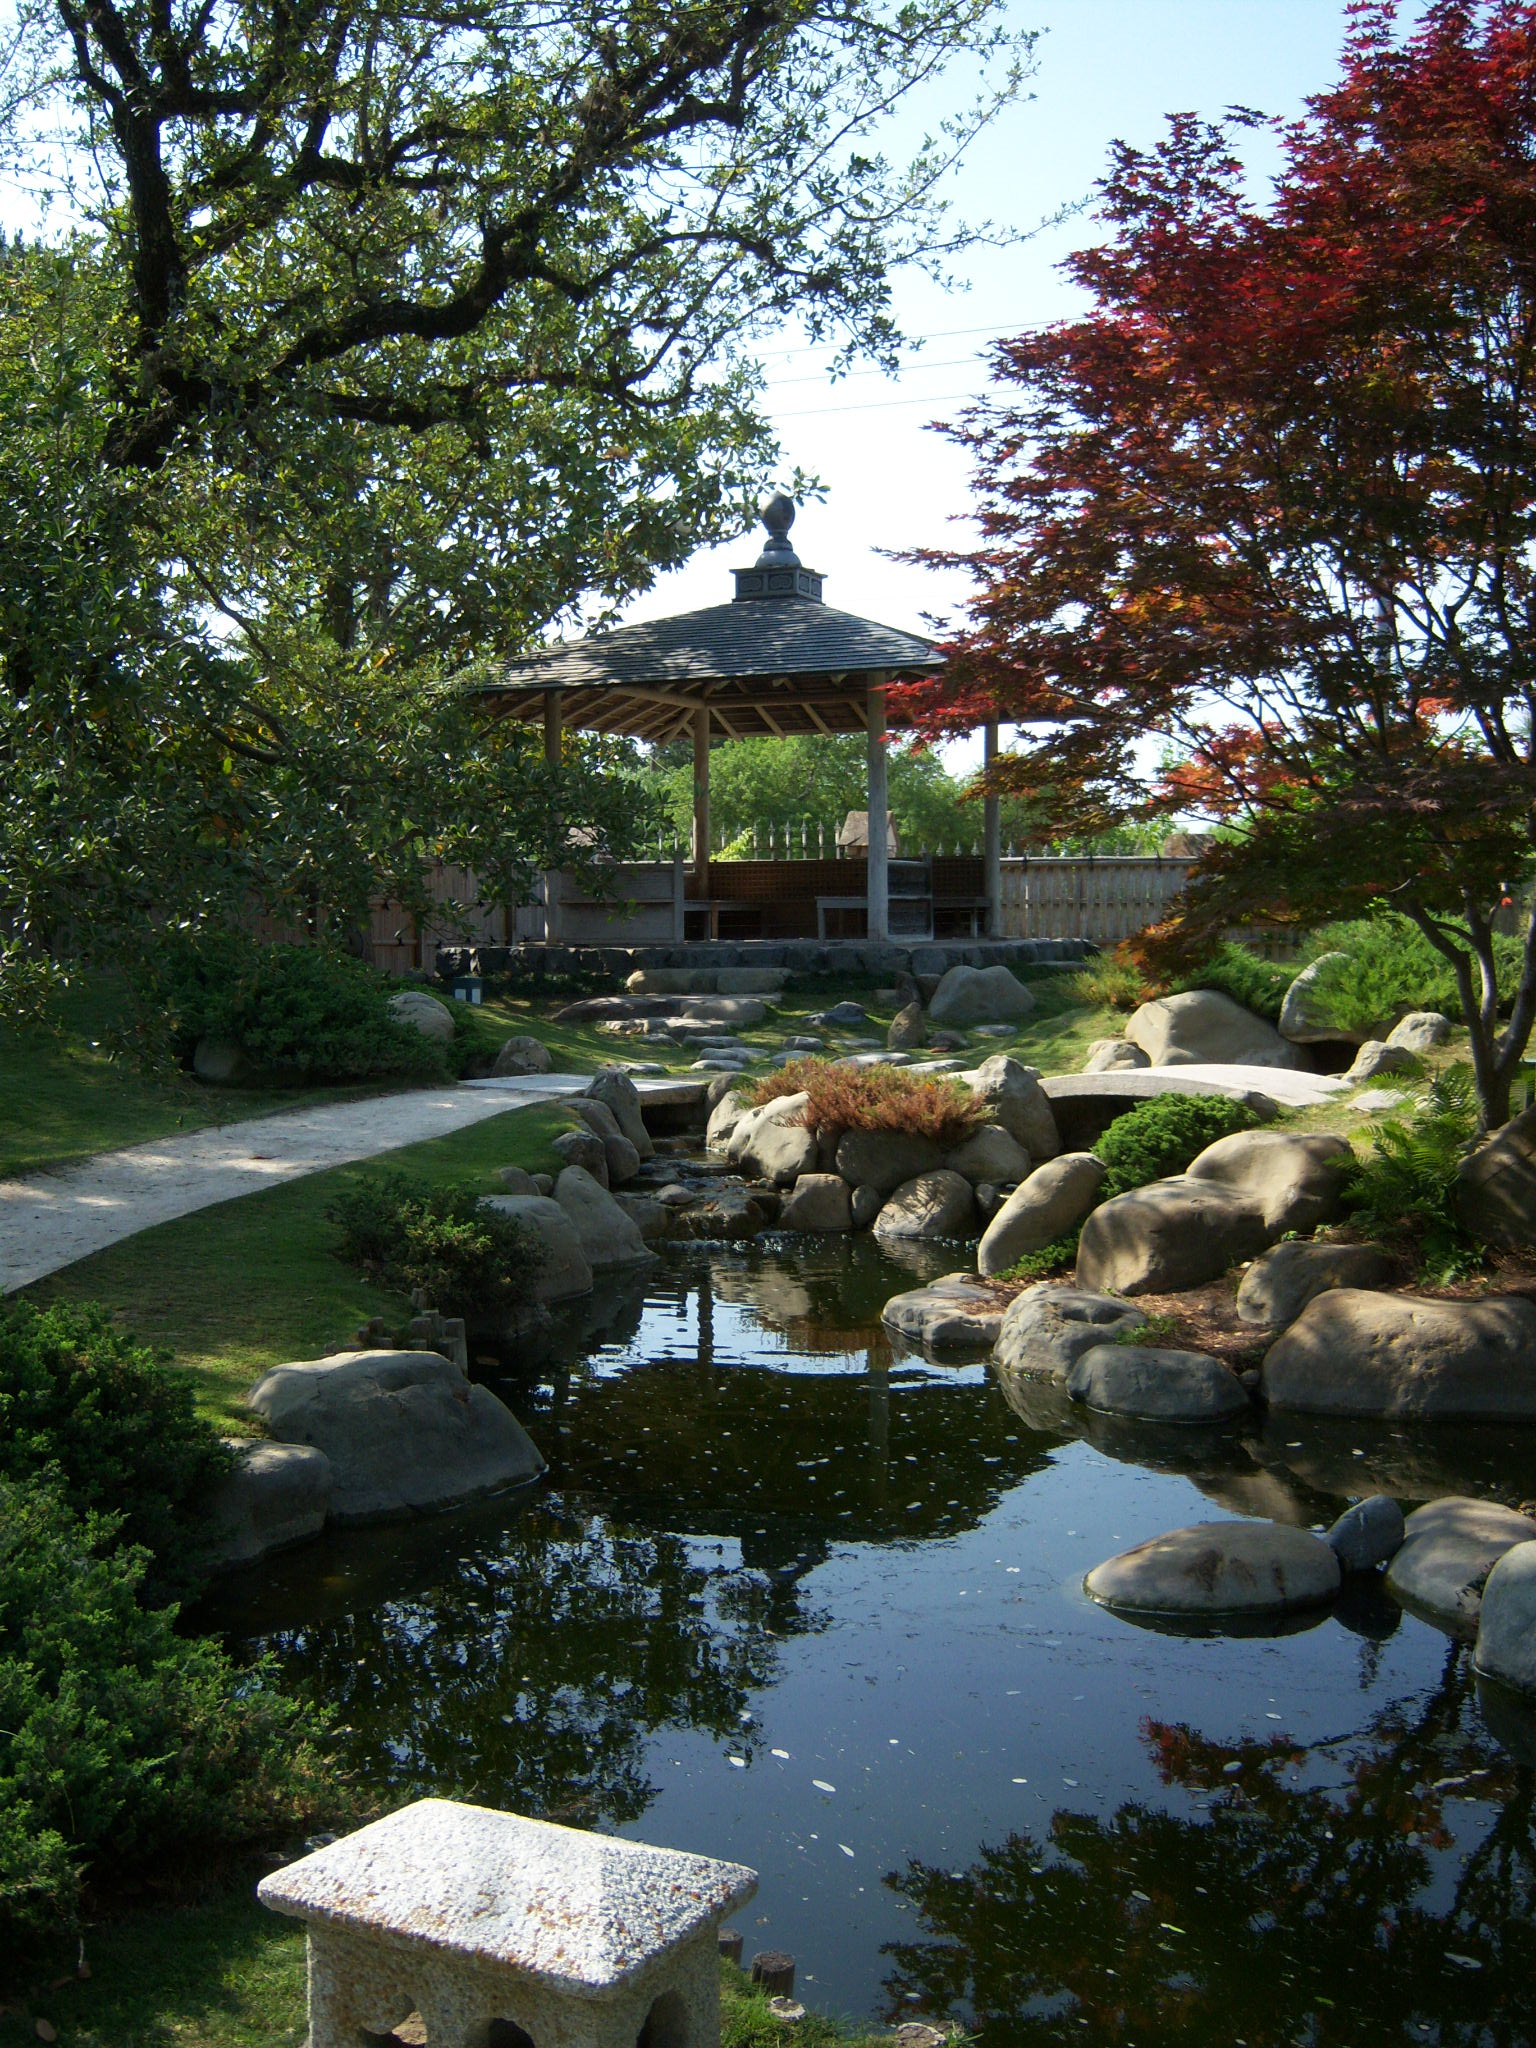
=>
[1065,950,1146,1012]
[998,1232,1080,1283]
[0,1300,230,1594]
[0,1476,335,1957]
[1092,1093,1261,1198]
[446,1002,502,1079]
[1342,1065,1482,1283]
[328,1173,542,1320]
[1172,943,1295,1022]
[1301,914,1522,1038]
[156,935,443,1082]
[746,1059,987,1147]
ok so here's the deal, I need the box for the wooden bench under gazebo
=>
[480,496,1005,945]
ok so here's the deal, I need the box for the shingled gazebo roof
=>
[478,497,942,743]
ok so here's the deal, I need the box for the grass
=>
[25,1102,573,1429]
[3,1891,891,2048]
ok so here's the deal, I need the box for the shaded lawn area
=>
[25,1101,573,1430]
[4,1890,884,2048]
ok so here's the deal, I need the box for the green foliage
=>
[1175,943,1294,1022]
[1342,1066,1482,1283]
[445,1002,503,1080]
[156,938,442,1082]
[998,1233,1080,1283]
[1092,1094,1261,1199]
[1110,1312,1178,1345]
[328,1174,541,1321]
[1303,914,1516,1037]
[746,1059,986,1146]
[0,1476,334,1957]
[0,1300,229,1593]
[1066,953,1146,1011]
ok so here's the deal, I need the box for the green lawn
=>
[2,1892,888,2048]
[25,1100,574,1429]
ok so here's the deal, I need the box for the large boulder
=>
[1385,1497,1536,1635]
[248,1350,544,1523]
[966,1055,1060,1160]
[1457,1103,1536,1252]
[1076,1178,1270,1296]
[1261,1290,1536,1418]
[387,988,457,1045]
[1236,1239,1394,1329]
[882,1271,1006,1352]
[1185,1129,1352,1234]
[873,1170,977,1242]
[553,1164,654,1268]
[943,1123,1033,1187]
[888,1001,927,1051]
[1066,1344,1249,1423]
[201,1439,332,1570]
[734,1093,819,1187]
[583,1068,655,1159]
[491,1034,553,1077]
[706,1087,750,1153]
[570,1099,641,1186]
[1083,1038,1149,1073]
[992,1284,1145,1381]
[1475,1541,1536,1694]
[1346,1040,1418,1084]
[977,1153,1107,1278]
[1085,1521,1341,1618]
[1277,952,1366,1045]
[551,1126,608,1186]
[928,965,1036,1027]
[833,1126,944,1195]
[780,1173,853,1233]
[1125,989,1307,1070]
[1388,1011,1452,1052]
[612,1193,674,1244]
[1324,1494,1406,1573]
[480,1194,593,1301]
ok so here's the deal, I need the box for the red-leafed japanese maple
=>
[905,0,1536,1129]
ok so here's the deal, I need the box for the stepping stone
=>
[1066,1343,1250,1423]
[1086,1521,1341,1618]
[1385,1496,1536,1637]
[882,1271,1006,1353]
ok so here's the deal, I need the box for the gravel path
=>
[0,1074,687,1293]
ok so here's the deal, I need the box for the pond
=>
[204,1231,1536,2046]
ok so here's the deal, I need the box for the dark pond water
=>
[204,1230,1536,2046]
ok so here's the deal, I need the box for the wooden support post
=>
[751,1953,796,1998]
[542,690,562,944]
[983,718,1002,939]
[866,680,889,942]
[693,705,712,936]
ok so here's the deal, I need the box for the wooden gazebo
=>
[481,496,1003,943]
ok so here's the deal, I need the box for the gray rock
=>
[992,1284,1147,1381]
[780,1173,854,1232]
[552,1126,608,1186]
[553,1164,654,1268]
[532,1172,554,1197]
[735,1094,818,1187]
[201,1438,332,1570]
[1085,1521,1341,1617]
[705,1072,741,1110]
[882,1271,1006,1352]
[888,1000,927,1051]
[705,1087,750,1152]
[975,1181,1004,1224]
[494,1164,540,1196]
[387,988,457,1045]
[1278,952,1366,1045]
[479,1195,593,1302]
[1457,1103,1536,1253]
[1076,1178,1270,1296]
[833,1126,945,1195]
[1186,1129,1352,1234]
[612,1192,674,1243]
[944,1122,1033,1186]
[1126,989,1307,1070]
[1067,1344,1249,1422]
[193,1037,252,1085]
[715,967,789,995]
[491,1034,553,1077]
[966,1054,1061,1159]
[1325,1494,1406,1572]
[928,964,1036,1027]
[583,1068,655,1158]
[1346,1039,1418,1082]
[1261,1290,1536,1418]
[570,1099,641,1186]
[851,1183,883,1229]
[812,1001,869,1027]
[248,1350,544,1523]
[1386,1497,1536,1635]
[1475,1541,1536,1693]
[1084,1038,1150,1073]
[1388,1010,1453,1052]
[873,1170,977,1242]
[1236,1239,1394,1328]
[977,1153,1106,1278]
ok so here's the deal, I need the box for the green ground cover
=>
[1,1894,887,2048]
[25,1102,572,1429]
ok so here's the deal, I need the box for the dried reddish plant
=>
[747,1058,987,1146]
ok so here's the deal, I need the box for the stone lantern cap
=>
[257,1798,757,1996]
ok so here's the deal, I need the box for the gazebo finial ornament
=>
[756,492,798,565]
[733,493,823,603]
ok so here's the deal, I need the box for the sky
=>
[623,0,1365,774]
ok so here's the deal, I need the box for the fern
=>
[1342,1065,1482,1283]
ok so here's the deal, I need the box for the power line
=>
[772,387,985,420]
[762,350,987,390]
[755,318,1019,366]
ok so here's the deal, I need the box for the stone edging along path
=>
[0,1074,704,1294]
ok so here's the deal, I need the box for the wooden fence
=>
[998,857,1195,943]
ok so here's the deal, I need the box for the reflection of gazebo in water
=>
[481,496,1005,943]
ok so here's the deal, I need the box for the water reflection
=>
[883,1650,1536,2046]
